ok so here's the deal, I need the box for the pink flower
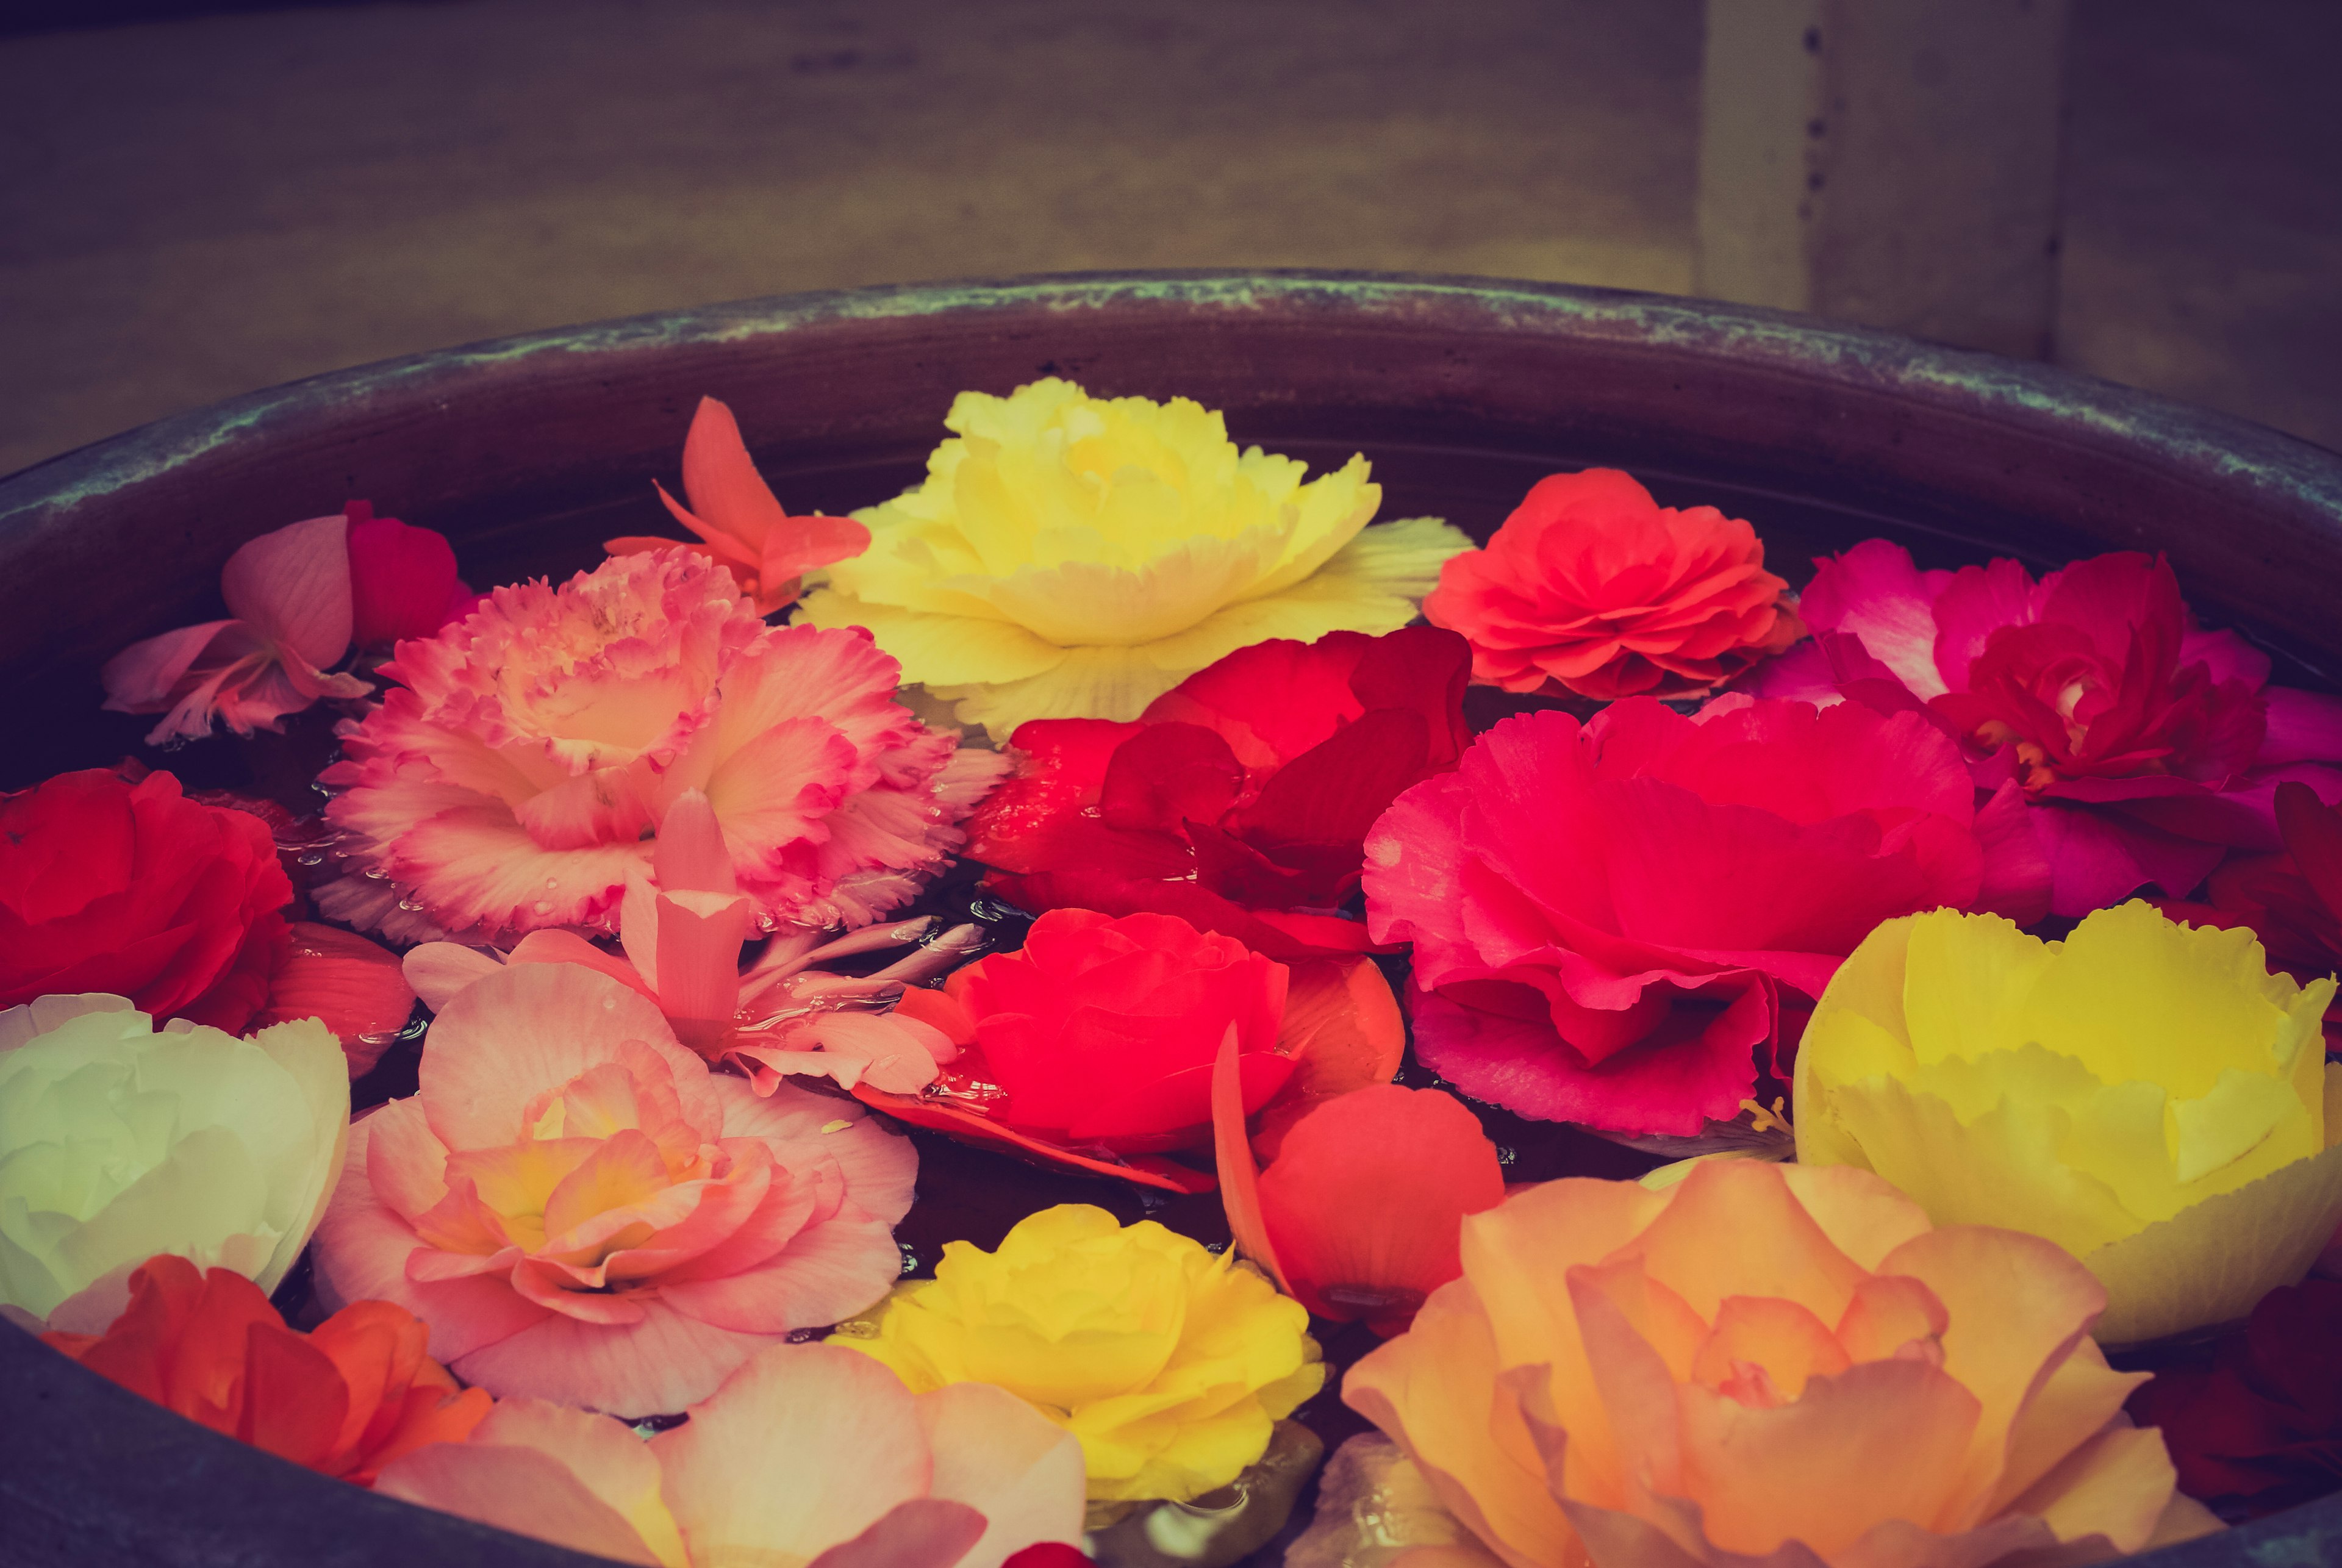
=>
[376,1343,1086,1568]
[1754,541,2342,914]
[1363,696,2039,1136]
[320,548,1007,940]
[309,962,919,1415]
[404,790,976,1093]
[606,396,870,618]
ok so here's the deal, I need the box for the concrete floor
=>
[1,0,2335,478]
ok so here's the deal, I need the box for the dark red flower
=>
[345,501,481,648]
[0,768,292,1031]
[2160,781,2342,1040]
[966,628,1470,960]
[2129,1280,2342,1517]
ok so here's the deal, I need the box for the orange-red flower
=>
[606,395,869,617]
[43,1254,489,1486]
[1423,469,1804,700]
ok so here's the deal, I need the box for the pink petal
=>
[914,1383,1088,1568]
[654,1343,933,1558]
[1797,540,1951,700]
[1971,781,2053,926]
[401,942,507,1013]
[392,800,650,936]
[1928,555,2047,692]
[657,1211,902,1334]
[2183,625,2273,690]
[454,1294,781,1416]
[679,396,790,551]
[714,1077,920,1226]
[98,619,238,711]
[807,1501,988,1568]
[508,929,662,1003]
[254,920,417,1076]
[374,1430,666,1566]
[348,513,465,648]
[2031,803,2226,915]
[652,889,753,1027]
[2263,687,2342,767]
[220,513,356,671]
[656,789,740,894]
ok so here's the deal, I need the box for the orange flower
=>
[606,395,868,616]
[1423,470,1803,699]
[43,1253,488,1486]
[1340,1160,2216,1567]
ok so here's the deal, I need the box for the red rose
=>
[937,909,1292,1153]
[0,768,292,1031]
[1422,469,1805,700]
[967,628,1470,959]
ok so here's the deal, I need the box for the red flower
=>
[967,628,1470,961]
[2129,1280,2342,1517]
[1364,696,2033,1136]
[1754,542,2342,915]
[0,768,292,1032]
[1421,469,1805,699]
[345,501,482,648]
[43,1254,490,1486]
[2160,781,2342,1044]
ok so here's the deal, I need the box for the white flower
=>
[0,993,348,1331]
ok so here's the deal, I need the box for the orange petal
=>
[893,985,978,1047]
[1255,1084,1503,1332]
[850,1085,1217,1194]
[375,1428,669,1566]
[1213,1023,1289,1294]
[1251,956,1406,1162]
[678,396,787,550]
[257,922,418,1076]
[1688,1295,1852,1405]
[762,514,871,587]
[45,1254,207,1412]
[1628,1159,1869,1326]
[542,1129,677,1242]
[1835,1273,1950,1364]
[166,1267,288,1432]
[805,1499,988,1568]
[241,1319,353,1470]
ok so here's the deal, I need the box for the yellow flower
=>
[795,379,1472,734]
[1794,900,2342,1344]
[831,1203,1324,1503]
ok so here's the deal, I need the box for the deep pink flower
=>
[318,548,1006,942]
[345,501,483,648]
[1754,541,2342,915]
[1363,696,2038,1135]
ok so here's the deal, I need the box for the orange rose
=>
[1423,470,1803,699]
[1339,1160,2216,1567]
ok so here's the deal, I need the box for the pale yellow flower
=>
[795,379,1471,733]
[832,1203,1324,1503]
[1795,900,2342,1344]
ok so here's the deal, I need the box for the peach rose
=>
[1341,1159,2215,1568]
[1423,470,1803,700]
[310,962,917,1416]
[318,547,1004,942]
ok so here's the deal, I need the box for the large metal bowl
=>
[1,271,2336,1566]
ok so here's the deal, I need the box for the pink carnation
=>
[310,962,919,1416]
[1753,542,2342,914]
[1363,696,2041,1136]
[319,548,1006,940]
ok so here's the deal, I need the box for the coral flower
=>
[43,1254,489,1486]
[1364,695,2040,1136]
[310,962,919,1415]
[1341,1159,2216,1568]
[795,378,1471,734]
[1754,540,2342,914]
[378,1343,1086,1568]
[607,395,870,618]
[1423,468,1805,699]
[834,1204,1324,1505]
[318,548,1006,941]
[1796,901,2342,1344]
[968,627,1472,961]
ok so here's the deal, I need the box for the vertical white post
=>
[1696,0,2072,359]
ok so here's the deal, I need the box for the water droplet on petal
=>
[544,878,558,889]
[532,901,553,915]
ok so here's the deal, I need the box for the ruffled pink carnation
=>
[319,548,1006,940]
[311,962,919,1416]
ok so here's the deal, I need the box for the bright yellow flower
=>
[795,379,1472,734]
[831,1203,1324,1503]
[1795,900,2342,1344]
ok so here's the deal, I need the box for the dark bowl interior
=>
[2,271,2339,1567]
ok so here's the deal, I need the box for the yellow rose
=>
[832,1203,1324,1503]
[796,379,1471,733]
[0,993,349,1331]
[1795,900,2342,1343]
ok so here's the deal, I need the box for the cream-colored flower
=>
[0,993,348,1331]
[796,379,1471,733]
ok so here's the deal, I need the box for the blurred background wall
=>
[2,0,2335,478]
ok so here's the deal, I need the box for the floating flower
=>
[1342,1159,2215,1568]
[309,962,917,1415]
[1,767,292,1033]
[606,395,870,618]
[42,1253,489,1485]
[2129,1279,2342,1518]
[319,548,1006,941]
[2159,779,2342,1042]
[1364,695,2039,1136]
[1422,468,1805,700]
[967,628,1471,960]
[402,788,977,1093]
[1214,1035,1504,1334]
[345,501,484,650]
[254,920,420,1078]
[1754,541,2342,915]
[794,378,1472,734]
[1795,901,2342,1344]
[0,994,347,1331]
[379,1342,1086,1568]
[834,1204,1323,1505]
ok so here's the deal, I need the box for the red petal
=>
[1096,723,1244,832]
[1345,624,1473,769]
[1250,955,1406,1161]
[240,1320,353,1470]
[1142,634,1372,772]
[2276,780,2342,920]
[255,921,418,1076]
[348,512,464,648]
[965,719,1147,873]
[1212,1023,1289,1294]
[848,1085,1218,1193]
